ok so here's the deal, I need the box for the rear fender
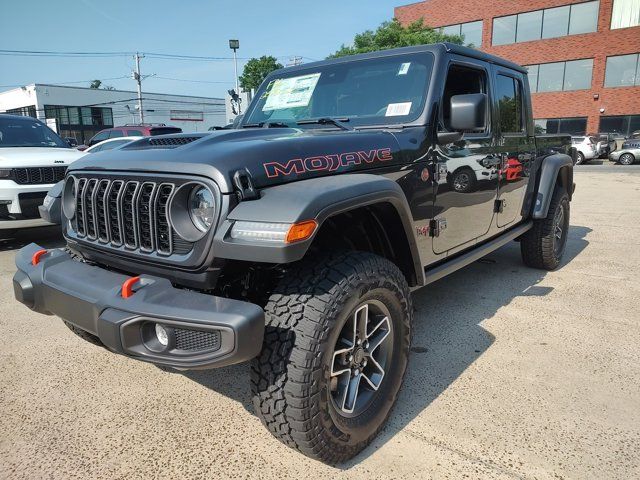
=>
[533,153,574,219]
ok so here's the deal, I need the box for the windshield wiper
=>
[296,117,353,131]
[242,121,290,129]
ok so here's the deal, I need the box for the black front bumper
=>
[13,243,265,369]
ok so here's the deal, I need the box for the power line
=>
[152,76,234,84]
[0,76,130,89]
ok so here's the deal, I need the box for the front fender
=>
[533,153,574,219]
[213,174,424,283]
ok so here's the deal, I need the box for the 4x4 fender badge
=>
[264,148,393,178]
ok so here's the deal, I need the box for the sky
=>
[0,0,405,99]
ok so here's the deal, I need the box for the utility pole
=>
[133,52,144,124]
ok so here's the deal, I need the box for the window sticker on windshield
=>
[262,73,321,111]
[385,102,412,116]
[398,62,411,75]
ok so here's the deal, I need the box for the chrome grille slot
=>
[75,178,87,236]
[122,182,139,248]
[84,179,98,239]
[95,180,110,242]
[155,184,174,255]
[107,181,124,246]
[137,182,156,252]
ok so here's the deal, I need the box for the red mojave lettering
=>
[264,148,394,178]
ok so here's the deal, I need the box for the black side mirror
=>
[450,93,487,132]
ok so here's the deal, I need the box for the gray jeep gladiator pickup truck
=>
[14,43,574,464]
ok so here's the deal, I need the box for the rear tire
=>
[251,251,412,464]
[520,186,570,270]
[619,153,635,165]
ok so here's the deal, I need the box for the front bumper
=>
[13,243,265,369]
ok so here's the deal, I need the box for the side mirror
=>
[450,93,487,132]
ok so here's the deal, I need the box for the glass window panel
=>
[605,54,639,87]
[442,24,461,36]
[534,119,547,133]
[461,21,483,47]
[496,75,523,132]
[59,107,70,125]
[517,10,543,42]
[542,5,570,38]
[599,115,627,135]
[102,108,113,126]
[545,119,560,134]
[81,107,92,126]
[67,107,79,125]
[109,130,124,138]
[569,1,599,35]
[611,0,640,29]
[559,117,587,135]
[493,15,517,45]
[526,64,539,93]
[563,59,593,90]
[628,115,640,135]
[538,62,565,92]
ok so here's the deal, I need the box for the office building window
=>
[441,20,483,47]
[599,115,640,136]
[611,0,640,29]
[535,117,587,135]
[43,105,114,144]
[5,106,37,118]
[604,53,640,87]
[492,1,599,45]
[526,59,593,92]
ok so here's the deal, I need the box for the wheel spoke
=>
[366,316,391,353]
[362,355,385,390]
[342,374,362,413]
[355,304,368,341]
[331,347,352,377]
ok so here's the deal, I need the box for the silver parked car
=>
[571,136,598,164]
[609,140,640,165]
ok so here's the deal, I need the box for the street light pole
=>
[229,39,240,114]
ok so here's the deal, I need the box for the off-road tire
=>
[251,251,412,464]
[63,321,103,346]
[520,186,570,270]
[619,153,635,165]
[575,152,585,165]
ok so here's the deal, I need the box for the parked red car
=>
[79,124,183,150]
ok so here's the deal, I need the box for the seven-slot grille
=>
[12,167,66,185]
[72,176,177,255]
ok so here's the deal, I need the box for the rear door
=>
[493,70,535,228]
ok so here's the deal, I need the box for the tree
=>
[89,79,102,89]
[239,56,283,92]
[329,18,464,58]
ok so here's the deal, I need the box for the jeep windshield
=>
[0,116,69,148]
[244,52,434,129]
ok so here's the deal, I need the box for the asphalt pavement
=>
[0,169,639,479]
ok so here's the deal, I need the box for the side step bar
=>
[423,222,533,286]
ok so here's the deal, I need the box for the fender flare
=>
[533,153,574,219]
[213,174,424,285]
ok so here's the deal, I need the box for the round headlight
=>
[189,186,215,232]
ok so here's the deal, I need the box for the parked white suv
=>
[571,136,598,165]
[0,114,84,233]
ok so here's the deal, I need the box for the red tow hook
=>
[31,249,48,266]
[121,276,142,299]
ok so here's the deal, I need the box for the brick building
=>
[395,0,640,136]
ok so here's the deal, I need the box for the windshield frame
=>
[241,51,435,130]
[0,115,70,149]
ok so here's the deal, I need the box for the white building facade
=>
[0,84,227,144]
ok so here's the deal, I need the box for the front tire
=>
[575,152,585,165]
[251,251,412,464]
[520,186,570,270]
[450,168,477,193]
[619,153,635,165]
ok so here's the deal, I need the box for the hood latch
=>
[233,168,259,201]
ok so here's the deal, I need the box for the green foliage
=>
[239,56,284,91]
[329,18,464,58]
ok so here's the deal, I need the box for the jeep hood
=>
[67,128,404,193]
[0,147,85,167]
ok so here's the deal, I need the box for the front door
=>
[493,71,535,227]
[432,60,499,255]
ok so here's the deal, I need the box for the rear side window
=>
[127,129,143,136]
[496,74,524,133]
[150,127,182,135]
[109,130,124,138]
[90,131,109,144]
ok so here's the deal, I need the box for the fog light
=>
[155,324,169,346]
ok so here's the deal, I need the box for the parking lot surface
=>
[1,168,639,479]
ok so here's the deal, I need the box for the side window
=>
[441,64,488,133]
[127,129,143,136]
[90,131,109,145]
[109,129,124,138]
[496,74,524,133]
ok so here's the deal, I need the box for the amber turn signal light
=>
[286,220,318,244]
